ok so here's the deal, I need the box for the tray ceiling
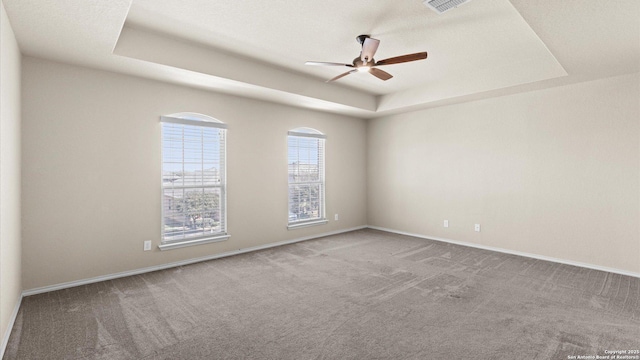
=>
[3,0,639,118]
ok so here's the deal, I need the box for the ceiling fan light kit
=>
[423,0,473,14]
[305,35,428,83]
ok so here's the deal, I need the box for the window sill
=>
[158,234,230,251]
[287,219,328,230]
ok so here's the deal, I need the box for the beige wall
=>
[21,57,367,290]
[0,0,22,347]
[18,53,640,291]
[368,73,640,274]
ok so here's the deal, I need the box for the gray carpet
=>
[4,229,639,359]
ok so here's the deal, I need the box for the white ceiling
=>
[3,0,639,118]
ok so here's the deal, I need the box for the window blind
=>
[161,121,226,243]
[287,132,325,226]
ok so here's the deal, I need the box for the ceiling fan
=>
[305,35,428,82]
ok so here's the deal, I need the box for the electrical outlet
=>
[444,220,449,228]
[474,224,481,232]
[144,240,152,251]
[334,214,339,221]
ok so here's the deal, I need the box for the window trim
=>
[287,219,328,230]
[287,130,326,139]
[161,115,228,129]
[287,128,326,230]
[160,113,229,250]
[158,234,230,251]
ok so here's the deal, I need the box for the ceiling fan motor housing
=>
[353,57,374,68]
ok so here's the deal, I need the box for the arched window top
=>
[161,112,227,129]
[288,127,326,139]
[166,112,223,123]
[291,127,322,135]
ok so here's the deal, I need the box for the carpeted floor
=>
[4,229,639,359]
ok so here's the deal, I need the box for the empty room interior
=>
[0,0,639,359]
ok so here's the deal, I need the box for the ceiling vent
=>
[423,0,472,14]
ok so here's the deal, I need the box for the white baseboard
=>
[22,225,368,297]
[367,226,640,279]
[0,294,22,359]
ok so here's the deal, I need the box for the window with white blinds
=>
[160,113,228,249]
[287,128,327,229]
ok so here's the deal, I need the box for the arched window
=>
[159,113,229,249]
[287,127,327,229]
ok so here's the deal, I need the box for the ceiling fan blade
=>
[369,68,393,81]
[361,37,380,63]
[327,69,358,82]
[375,52,428,66]
[305,61,353,67]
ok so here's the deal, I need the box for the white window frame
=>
[159,113,229,250]
[287,128,327,229]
